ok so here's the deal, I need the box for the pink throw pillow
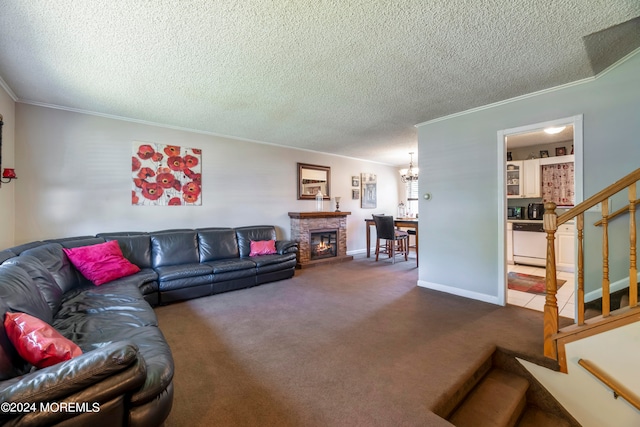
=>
[63,240,140,286]
[4,312,82,368]
[249,240,277,256]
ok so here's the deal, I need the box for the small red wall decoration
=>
[132,142,202,206]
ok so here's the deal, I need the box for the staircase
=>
[542,168,640,371]
[433,348,579,427]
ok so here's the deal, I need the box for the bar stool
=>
[373,215,409,263]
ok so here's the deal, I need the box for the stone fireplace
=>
[288,212,353,268]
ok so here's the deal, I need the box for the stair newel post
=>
[543,202,559,359]
[630,183,637,308]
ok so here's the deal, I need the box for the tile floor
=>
[507,263,576,320]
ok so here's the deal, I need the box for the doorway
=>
[496,115,583,314]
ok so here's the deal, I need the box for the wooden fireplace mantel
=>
[288,212,353,268]
[288,211,351,219]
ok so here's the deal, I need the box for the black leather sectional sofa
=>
[0,226,298,426]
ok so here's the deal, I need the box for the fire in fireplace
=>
[310,229,338,260]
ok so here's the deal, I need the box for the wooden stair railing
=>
[578,358,640,411]
[543,168,640,370]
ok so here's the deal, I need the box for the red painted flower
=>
[157,167,171,174]
[192,148,201,155]
[156,173,176,189]
[132,157,141,172]
[137,145,155,160]
[133,178,145,188]
[141,182,163,201]
[184,155,199,168]
[183,192,200,203]
[167,156,185,171]
[164,145,181,156]
[182,181,201,196]
[168,197,182,206]
[151,152,164,162]
[132,191,139,204]
[137,167,155,179]
[188,172,201,185]
[172,180,182,191]
[184,168,202,184]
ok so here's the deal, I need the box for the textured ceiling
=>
[0,1,639,166]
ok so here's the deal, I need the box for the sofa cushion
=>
[99,234,152,269]
[53,283,160,347]
[20,243,78,294]
[4,312,82,368]
[154,263,212,282]
[205,258,256,274]
[5,241,45,255]
[249,240,277,256]
[250,252,297,268]
[197,228,239,262]
[0,264,53,325]
[63,240,141,286]
[0,251,16,264]
[58,237,106,248]
[150,231,199,268]
[2,255,64,314]
[235,226,277,258]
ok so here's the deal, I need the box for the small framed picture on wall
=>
[351,176,360,187]
[555,147,566,156]
[352,189,359,199]
[540,150,549,158]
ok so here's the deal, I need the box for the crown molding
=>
[17,100,395,166]
[416,47,640,128]
[0,75,18,102]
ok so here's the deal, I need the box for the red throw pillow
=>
[63,240,140,286]
[249,240,277,256]
[4,312,82,368]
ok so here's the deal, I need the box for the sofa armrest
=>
[0,341,142,405]
[276,240,298,255]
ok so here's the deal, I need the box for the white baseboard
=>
[584,272,640,302]
[346,248,370,256]
[417,280,501,305]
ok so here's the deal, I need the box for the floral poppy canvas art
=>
[132,142,202,206]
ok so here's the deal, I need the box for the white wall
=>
[0,85,15,249]
[11,103,401,252]
[520,322,640,427]
[416,50,640,302]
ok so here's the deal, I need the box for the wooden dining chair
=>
[373,215,408,263]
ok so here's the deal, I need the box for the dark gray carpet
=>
[155,254,549,426]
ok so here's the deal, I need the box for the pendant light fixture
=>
[399,152,419,183]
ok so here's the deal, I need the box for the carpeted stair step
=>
[449,368,529,427]
[516,406,572,427]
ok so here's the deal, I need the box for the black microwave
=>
[507,206,524,219]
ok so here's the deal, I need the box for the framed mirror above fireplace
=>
[297,163,330,200]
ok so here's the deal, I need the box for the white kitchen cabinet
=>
[522,159,541,198]
[506,161,523,198]
[507,222,514,264]
[556,223,575,272]
[506,159,540,198]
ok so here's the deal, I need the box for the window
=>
[405,180,418,215]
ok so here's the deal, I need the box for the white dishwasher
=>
[512,222,547,267]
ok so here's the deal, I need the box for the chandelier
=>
[399,152,419,183]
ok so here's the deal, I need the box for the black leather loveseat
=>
[0,225,297,426]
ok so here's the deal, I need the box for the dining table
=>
[364,217,418,266]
